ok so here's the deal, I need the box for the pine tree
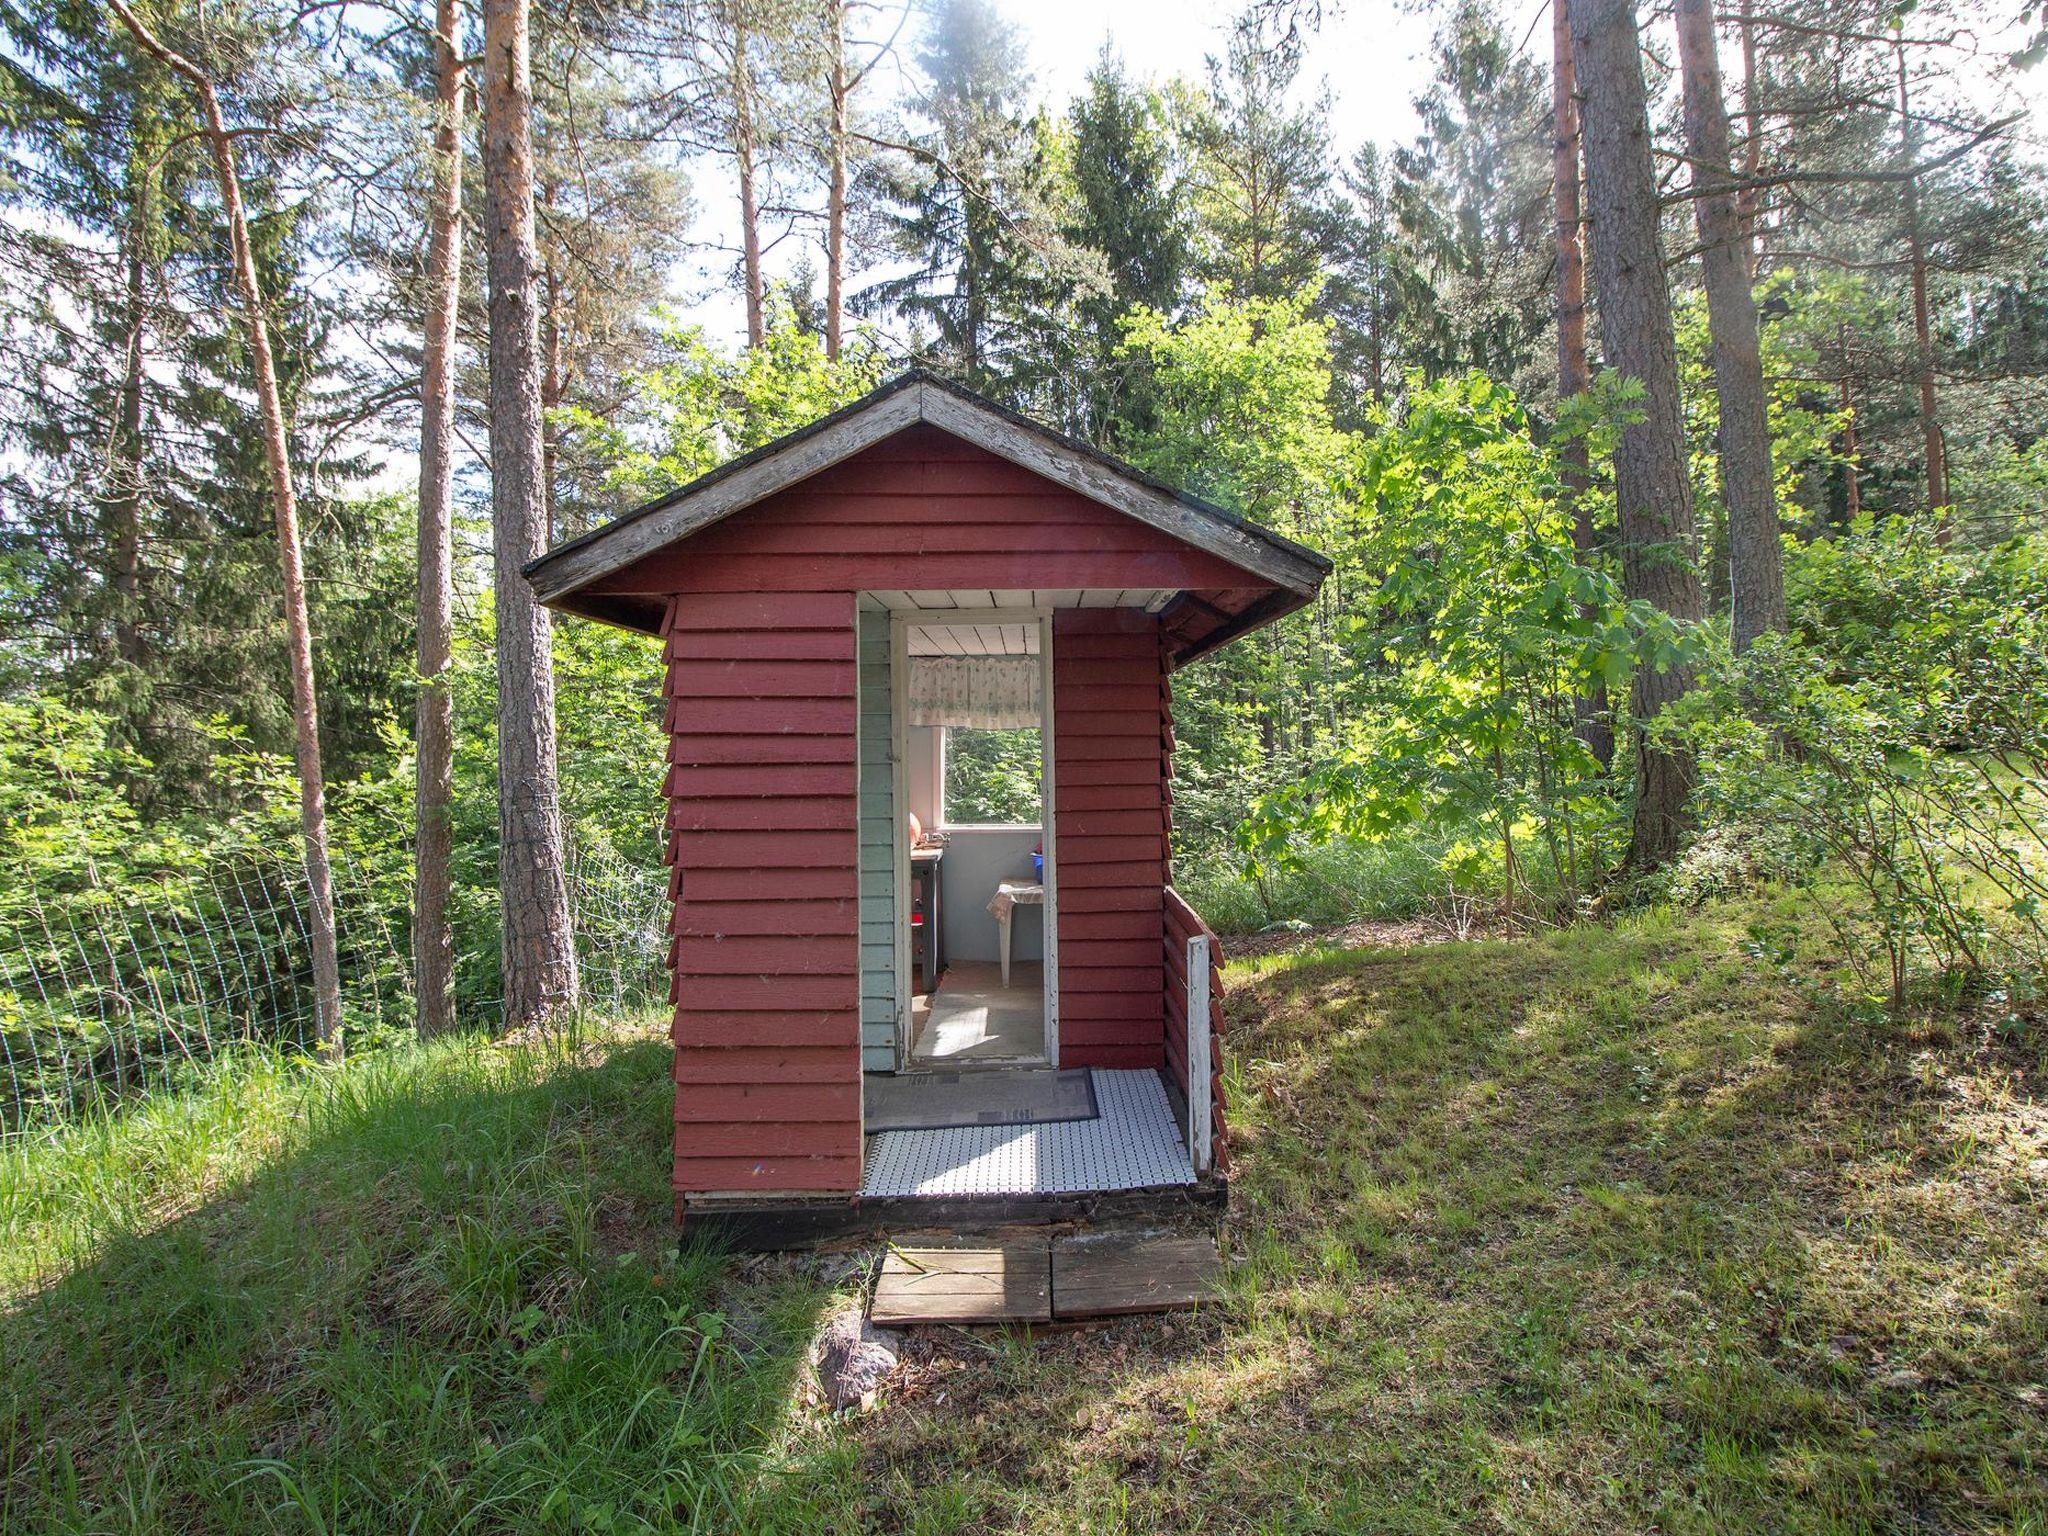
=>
[1569,0,1707,870]
[1387,0,1553,395]
[1675,0,1784,648]
[1185,8,1343,306]
[107,0,346,1049]
[482,0,579,1031]
[1063,50,1189,439]
[859,0,1090,395]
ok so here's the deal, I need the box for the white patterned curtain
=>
[907,657,1041,728]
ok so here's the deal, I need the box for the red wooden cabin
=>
[528,372,1327,1238]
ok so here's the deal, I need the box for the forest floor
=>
[3,892,2045,1533]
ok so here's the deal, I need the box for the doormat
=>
[864,1067,1097,1134]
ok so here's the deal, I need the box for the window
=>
[941,726,1042,827]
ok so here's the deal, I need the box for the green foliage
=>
[1239,373,1698,911]
[9,899,2048,1531]
[1676,275,1855,595]
[1117,288,1354,540]
[1182,9,1348,308]
[1116,288,1363,899]
[558,298,888,506]
[941,726,1041,826]
[1665,520,2048,1004]
[0,695,411,1126]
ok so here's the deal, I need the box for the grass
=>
[1175,835,1450,935]
[5,896,2047,1531]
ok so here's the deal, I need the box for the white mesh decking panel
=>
[860,1069,1195,1197]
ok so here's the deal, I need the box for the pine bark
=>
[109,218,147,667]
[1675,0,1783,652]
[107,0,346,1049]
[1552,0,1612,772]
[1735,0,1762,271]
[825,0,848,360]
[1838,327,1862,521]
[1568,0,1707,871]
[732,13,767,348]
[414,0,464,1039]
[482,0,580,1030]
[1895,42,1948,525]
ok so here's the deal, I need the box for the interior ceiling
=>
[908,622,1040,657]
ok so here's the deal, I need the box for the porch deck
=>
[860,1068,1195,1198]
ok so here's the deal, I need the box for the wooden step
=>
[868,1232,1222,1326]
[1052,1233,1222,1318]
[871,1243,1052,1326]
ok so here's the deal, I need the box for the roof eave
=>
[523,373,1330,608]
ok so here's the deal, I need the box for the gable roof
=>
[523,370,1331,617]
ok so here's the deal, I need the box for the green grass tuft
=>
[5,897,2046,1532]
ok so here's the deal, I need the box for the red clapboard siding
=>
[672,974,853,1011]
[672,899,856,937]
[668,733,853,767]
[586,427,1270,601]
[637,431,1285,1200]
[671,867,857,903]
[680,1047,852,1083]
[665,629,852,661]
[674,1080,859,1122]
[665,591,862,1198]
[665,764,856,798]
[1052,609,1168,1070]
[676,1121,852,1157]
[673,1009,850,1048]
[666,797,854,833]
[671,1157,862,1192]
[666,660,855,696]
[619,551,1258,595]
[667,592,852,629]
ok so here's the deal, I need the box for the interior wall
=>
[937,828,1044,964]
[907,724,938,830]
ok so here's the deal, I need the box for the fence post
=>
[1187,930,1212,1174]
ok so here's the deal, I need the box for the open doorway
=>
[896,613,1056,1071]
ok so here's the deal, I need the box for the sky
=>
[680,0,1516,344]
[677,0,2048,349]
[1006,0,1473,154]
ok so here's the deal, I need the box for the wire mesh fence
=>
[0,838,671,1136]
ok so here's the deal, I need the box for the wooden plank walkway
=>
[1051,1234,1222,1318]
[871,1243,1052,1326]
[870,1232,1221,1326]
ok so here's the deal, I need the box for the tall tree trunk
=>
[1676,0,1783,651]
[1568,0,1707,872]
[108,212,147,667]
[540,216,563,536]
[482,0,580,1030]
[1838,326,1862,522]
[825,0,847,360]
[1552,0,1612,772]
[109,0,345,1050]
[1735,0,1762,273]
[733,15,766,348]
[414,0,464,1040]
[1895,41,1948,527]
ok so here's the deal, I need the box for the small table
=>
[911,845,944,991]
[986,879,1044,986]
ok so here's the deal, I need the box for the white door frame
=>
[889,607,1059,1069]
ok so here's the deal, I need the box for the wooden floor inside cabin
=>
[908,962,1045,1065]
